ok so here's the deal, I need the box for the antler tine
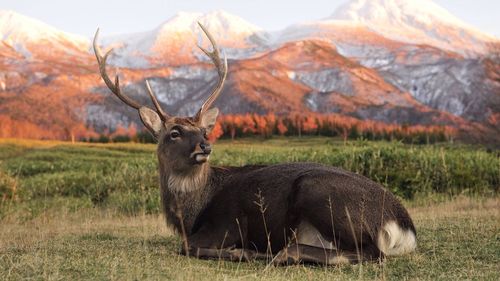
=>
[93,28,142,110]
[195,22,228,120]
[145,80,169,121]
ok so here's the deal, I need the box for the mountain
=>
[368,46,500,123]
[0,10,89,61]
[101,10,269,67]
[0,6,499,144]
[90,40,470,130]
[329,0,497,56]
[275,0,498,57]
[271,1,500,124]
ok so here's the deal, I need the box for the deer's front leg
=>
[180,216,264,261]
[182,232,261,262]
[185,247,265,262]
[180,218,241,256]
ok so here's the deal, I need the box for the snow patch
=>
[296,69,354,94]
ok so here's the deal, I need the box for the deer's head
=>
[93,23,227,174]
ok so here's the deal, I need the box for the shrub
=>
[0,168,17,202]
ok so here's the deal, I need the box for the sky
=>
[1,0,499,37]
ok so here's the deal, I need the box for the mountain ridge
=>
[329,0,497,55]
[0,10,89,60]
[0,4,499,143]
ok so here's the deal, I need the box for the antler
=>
[93,24,226,124]
[93,29,169,121]
[145,80,168,121]
[194,22,228,121]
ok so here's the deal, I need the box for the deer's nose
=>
[199,143,212,154]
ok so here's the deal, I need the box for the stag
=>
[93,24,416,265]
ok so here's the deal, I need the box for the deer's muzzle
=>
[190,142,212,164]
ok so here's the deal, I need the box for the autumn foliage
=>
[0,108,455,144]
[0,78,100,141]
[215,113,456,144]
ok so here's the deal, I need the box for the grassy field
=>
[0,138,499,280]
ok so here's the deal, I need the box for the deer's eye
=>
[170,130,181,140]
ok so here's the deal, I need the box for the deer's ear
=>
[139,107,162,138]
[200,107,219,133]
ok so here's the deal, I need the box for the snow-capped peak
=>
[0,10,88,49]
[102,10,267,67]
[329,0,497,55]
[153,10,265,50]
[157,10,263,36]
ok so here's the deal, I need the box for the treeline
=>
[0,115,89,141]
[83,113,456,144]
[216,114,455,144]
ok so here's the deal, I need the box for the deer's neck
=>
[159,163,217,235]
[166,164,209,193]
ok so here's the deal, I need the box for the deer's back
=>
[198,163,414,252]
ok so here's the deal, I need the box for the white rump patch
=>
[377,221,417,256]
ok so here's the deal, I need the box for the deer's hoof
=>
[273,248,300,266]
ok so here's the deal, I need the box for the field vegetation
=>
[0,137,498,280]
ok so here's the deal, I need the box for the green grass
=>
[0,137,499,280]
[1,137,497,212]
